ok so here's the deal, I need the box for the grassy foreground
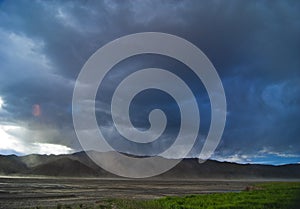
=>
[53,182,300,209]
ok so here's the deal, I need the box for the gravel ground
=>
[0,177,266,208]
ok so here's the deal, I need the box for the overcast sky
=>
[0,0,299,165]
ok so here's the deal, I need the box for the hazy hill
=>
[0,155,28,174]
[30,158,99,177]
[0,151,299,179]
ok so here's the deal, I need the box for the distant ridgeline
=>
[0,151,300,179]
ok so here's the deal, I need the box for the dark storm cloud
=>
[0,0,299,161]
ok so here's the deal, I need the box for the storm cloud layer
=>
[0,0,299,164]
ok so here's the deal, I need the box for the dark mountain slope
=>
[30,157,99,177]
[0,152,299,179]
[0,155,28,175]
[160,158,300,179]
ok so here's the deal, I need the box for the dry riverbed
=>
[0,176,278,208]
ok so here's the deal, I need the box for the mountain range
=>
[0,151,299,179]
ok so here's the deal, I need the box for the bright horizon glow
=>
[0,125,21,153]
[0,124,74,155]
[0,96,3,109]
[31,142,74,155]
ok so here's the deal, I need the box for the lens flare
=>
[32,104,41,117]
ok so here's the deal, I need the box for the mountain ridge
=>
[0,151,299,179]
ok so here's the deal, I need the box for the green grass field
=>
[54,182,300,209]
